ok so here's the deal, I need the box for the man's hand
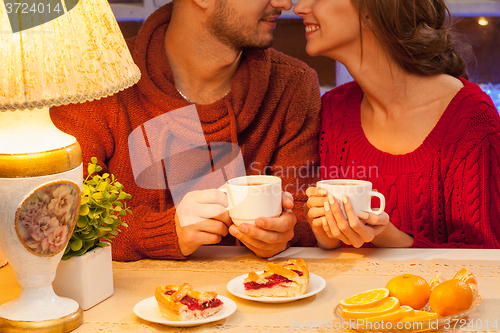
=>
[228,191,296,258]
[175,189,232,256]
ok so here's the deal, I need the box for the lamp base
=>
[0,307,83,333]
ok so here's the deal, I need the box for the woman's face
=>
[293,0,362,60]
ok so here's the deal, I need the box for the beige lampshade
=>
[0,0,141,111]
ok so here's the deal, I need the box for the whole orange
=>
[429,279,473,316]
[385,274,431,310]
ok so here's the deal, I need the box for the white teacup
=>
[222,175,282,226]
[317,179,385,216]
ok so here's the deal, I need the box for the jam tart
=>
[243,258,309,297]
[155,283,224,321]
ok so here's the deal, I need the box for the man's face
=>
[206,0,292,50]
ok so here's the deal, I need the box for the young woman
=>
[295,0,500,249]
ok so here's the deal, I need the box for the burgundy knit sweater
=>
[51,3,321,261]
[320,79,500,248]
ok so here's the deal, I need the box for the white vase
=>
[0,166,84,331]
[53,245,114,310]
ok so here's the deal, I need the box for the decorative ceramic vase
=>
[0,108,84,331]
[53,245,114,310]
[0,166,84,332]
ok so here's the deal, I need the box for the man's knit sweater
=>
[320,79,500,248]
[51,3,321,260]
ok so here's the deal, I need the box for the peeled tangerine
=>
[452,268,478,299]
[429,273,447,290]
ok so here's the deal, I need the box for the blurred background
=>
[109,0,500,112]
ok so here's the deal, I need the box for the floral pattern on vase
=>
[15,181,81,256]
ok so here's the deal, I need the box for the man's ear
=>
[192,0,211,10]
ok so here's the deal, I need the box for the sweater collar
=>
[130,3,271,140]
[345,79,472,173]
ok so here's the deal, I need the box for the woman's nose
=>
[293,0,311,16]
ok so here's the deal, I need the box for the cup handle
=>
[218,185,237,210]
[367,191,385,215]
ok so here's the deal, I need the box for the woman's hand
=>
[304,187,341,249]
[323,194,390,248]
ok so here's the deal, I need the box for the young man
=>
[51,0,321,260]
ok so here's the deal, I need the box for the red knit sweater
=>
[51,3,321,261]
[320,79,500,248]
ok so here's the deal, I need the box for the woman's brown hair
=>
[351,0,472,79]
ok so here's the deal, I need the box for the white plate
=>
[227,272,326,303]
[133,295,236,327]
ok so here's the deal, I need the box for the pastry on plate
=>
[243,258,309,297]
[155,283,224,321]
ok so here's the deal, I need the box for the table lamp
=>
[0,0,140,331]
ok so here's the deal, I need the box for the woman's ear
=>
[363,16,370,27]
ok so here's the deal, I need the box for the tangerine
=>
[385,274,431,310]
[429,279,473,316]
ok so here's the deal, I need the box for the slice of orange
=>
[364,305,414,323]
[342,297,400,319]
[400,310,441,322]
[339,288,389,308]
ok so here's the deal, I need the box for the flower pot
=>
[53,245,113,310]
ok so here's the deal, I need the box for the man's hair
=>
[351,0,472,79]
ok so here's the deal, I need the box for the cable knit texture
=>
[50,3,321,261]
[320,78,500,248]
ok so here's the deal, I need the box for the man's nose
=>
[270,0,293,11]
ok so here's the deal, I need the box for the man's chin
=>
[245,38,274,50]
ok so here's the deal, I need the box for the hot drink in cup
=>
[221,175,282,226]
[317,179,385,217]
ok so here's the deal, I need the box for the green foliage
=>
[62,157,132,260]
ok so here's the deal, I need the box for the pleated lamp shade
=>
[0,0,141,111]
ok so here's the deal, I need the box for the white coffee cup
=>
[317,179,385,216]
[221,175,282,226]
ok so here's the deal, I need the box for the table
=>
[1,247,500,332]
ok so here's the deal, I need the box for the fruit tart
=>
[243,258,309,297]
[155,283,224,321]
